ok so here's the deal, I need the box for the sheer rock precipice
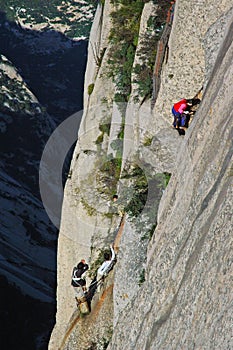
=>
[49,1,233,349]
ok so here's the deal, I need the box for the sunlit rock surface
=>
[50,1,233,349]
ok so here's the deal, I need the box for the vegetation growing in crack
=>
[163,172,171,187]
[143,134,153,146]
[106,0,171,102]
[138,268,145,286]
[80,197,97,216]
[96,155,122,197]
[88,83,95,95]
[120,163,171,242]
[88,248,112,279]
[95,121,111,145]
[91,42,106,68]
[122,164,148,218]
[107,0,145,101]
[132,0,172,101]
[110,117,125,157]
[87,326,113,350]
[118,120,125,140]
[100,122,111,135]
[110,139,123,158]
[141,223,157,241]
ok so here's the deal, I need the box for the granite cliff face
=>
[50,1,233,349]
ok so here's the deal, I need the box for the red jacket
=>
[173,99,188,113]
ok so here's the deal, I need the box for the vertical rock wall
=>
[49,4,117,349]
[49,1,233,349]
[108,2,233,349]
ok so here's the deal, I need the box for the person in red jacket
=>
[172,98,193,129]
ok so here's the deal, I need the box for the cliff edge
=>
[49,1,233,349]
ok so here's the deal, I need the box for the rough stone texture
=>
[50,1,233,349]
[131,1,159,102]
[122,1,183,172]
[49,3,117,349]
[203,6,233,85]
[114,2,185,323]
[83,2,114,113]
[113,219,147,326]
[62,274,114,350]
[0,54,39,105]
[108,7,233,350]
[122,98,181,173]
[154,0,233,125]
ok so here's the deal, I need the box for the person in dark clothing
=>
[71,259,89,292]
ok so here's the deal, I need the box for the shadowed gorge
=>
[0,3,96,349]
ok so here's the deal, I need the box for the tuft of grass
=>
[96,155,122,198]
[95,134,104,145]
[123,165,148,217]
[143,135,153,146]
[141,223,157,241]
[163,172,171,187]
[118,124,124,140]
[110,139,123,158]
[80,197,97,216]
[99,123,111,135]
[95,122,111,145]
[138,268,145,286]
[87,83,94,95]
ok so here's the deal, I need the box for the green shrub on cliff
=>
[88,83,95,95]
[107,0,171,101]
[107,0,144,101]
[132,1,171,100]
